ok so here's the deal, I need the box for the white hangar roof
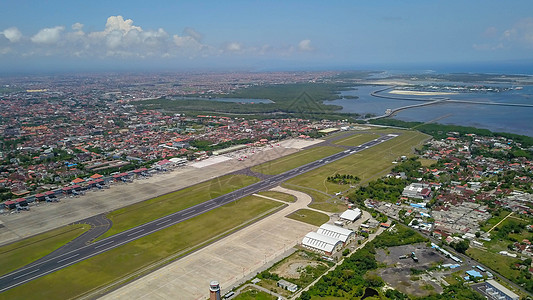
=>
[317,223,354,243]
[302,231,343,253]
[340,208,361,221]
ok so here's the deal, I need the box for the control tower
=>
[209,280,221,300]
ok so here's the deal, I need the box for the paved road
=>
[0,134,399,292]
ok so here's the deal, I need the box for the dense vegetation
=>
[370,119,533,147]
[350,177,407,204]
[326,173,360,185]
[134,82,363,120]
[349,157,426,205]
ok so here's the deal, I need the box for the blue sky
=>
[1,1,533,73]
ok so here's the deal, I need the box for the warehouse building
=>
[302,231,343,256]
[485,279,519,300]
[317,223,356,245]
[339,208,362,222]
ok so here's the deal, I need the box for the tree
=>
[300,291,311,300]
[451,239,469,254]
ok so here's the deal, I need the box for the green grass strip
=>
[251,146,342,176]
[0,224,89,276]
[256,191,296,202]
[98,174,259,239]
[286,209,330,226]
[332,133,379,146]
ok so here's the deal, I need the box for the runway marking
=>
[127,229,145,236]
[182,210,196,216]
[13,269,40,280]
[57,253,79,264]
[156,219,172,226]
[94,240,115,249]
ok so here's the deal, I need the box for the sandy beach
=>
[388,90,457,96]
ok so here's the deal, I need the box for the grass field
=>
[98,174,259,239]
[467,214,531,286]
[286,209,330,226]
[0,224,88,277]
[419,158,437,167]
[250,146,342,175]
[331,133,379,147]
[234,287,277,300]
[285,130,429,212]
[282,184,347,213]
[257,191,296,202]
[466,247,521,280]
[481,211,511,232]
[2,196,283,300]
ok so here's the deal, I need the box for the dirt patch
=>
[273,260,323,279]
[378,267,441,297]
[270,251,328,279]
[375,243,452,297]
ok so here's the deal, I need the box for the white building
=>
[277,279,298,292]
[317,223,356,245]
[485,279,519,300]
[340,208,361,222]
[302,231,343,255]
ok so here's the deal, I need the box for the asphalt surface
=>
[0,134,398,292]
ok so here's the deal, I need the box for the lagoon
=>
[324,85,533,137]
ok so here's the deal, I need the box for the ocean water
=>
[324,85,533,137]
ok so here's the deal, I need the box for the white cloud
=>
[71,22,84,31]
[105,16,141,34]
[298,39,313,51]
[2,27,23,43]
[1,15,317,62]
[31,26,64,44]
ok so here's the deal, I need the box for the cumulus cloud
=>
[298,39,313,51]
[2,27,22,43]
[71,22,84,31]
[31,26,64,44]
[1,15,317,62]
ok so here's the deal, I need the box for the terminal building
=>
[485,279,519,300]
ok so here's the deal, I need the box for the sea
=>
[324,84,533,137]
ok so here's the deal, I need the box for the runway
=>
[0,133,398,292]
